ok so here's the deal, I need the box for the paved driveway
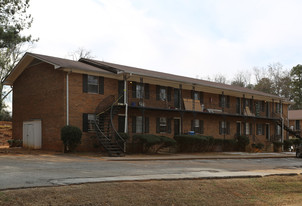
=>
[1,154,302,190]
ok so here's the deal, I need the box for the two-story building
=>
[4,53,290,154]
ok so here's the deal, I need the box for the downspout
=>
[124,74,128,133]
[281,101,284,151]
[66,72,69,125]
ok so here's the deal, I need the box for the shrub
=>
[174,135,214,152]
[117,133,130,141]
[212,139,236,151]
[291,138,301,148]
[236,135,250,151]
[7,139,23,147]
[251,143,264,150]
[133,134,176,153]
[283,139,293,151]
[61,125,82,152]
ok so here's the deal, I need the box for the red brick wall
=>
[68,72,119,151]
[13,63,66,151]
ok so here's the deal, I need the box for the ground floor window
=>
[256,124,265,135]
[191,119,204,134]
[83,113,96,132]
[156,117,171,133]
[132,116,149,133]
[245,122,252,135]
[219,121,230,135]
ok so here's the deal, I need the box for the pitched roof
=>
[26,53,112,74]
[4,53,112,85]
[79,58,282,100]
[5,52,286,102]
[288,110,302,120]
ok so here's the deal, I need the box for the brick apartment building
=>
[288,110,302,139]
[4,53,291,154]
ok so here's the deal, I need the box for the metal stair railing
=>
[94,95,126,155]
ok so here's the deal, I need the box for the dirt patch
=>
[1,176,302,206]
[0,121,12,147]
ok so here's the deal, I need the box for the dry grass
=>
[1,176,302,206]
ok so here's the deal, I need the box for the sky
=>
[24,0,302,81]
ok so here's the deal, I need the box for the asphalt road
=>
[1,154,302,190]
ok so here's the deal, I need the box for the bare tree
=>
[213,73,228,84]
[231,70,251,87]
[68,47,95,60]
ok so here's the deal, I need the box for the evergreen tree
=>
[290,64,302,109]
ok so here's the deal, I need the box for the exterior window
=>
[245,123,250,135]
[156,117,171,133]
[219,121,229,135]
[296,120,300,130]
[136,84,144,99]
[193,92,199,100]
[220,96,226,107]
[88,114,96,131]
[132,116,149,133]
[160,117,167,132]
[160,88,167,101]
[83,74,104,94]
[88,75,99,93]
[192,119,204,134]
[256,124,264,135]
[219,95,230,108]
[136,116,143,133]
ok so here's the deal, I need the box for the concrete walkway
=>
[104,152,296,161]
[0,150,300,190]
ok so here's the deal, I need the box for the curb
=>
[105,155,296,161]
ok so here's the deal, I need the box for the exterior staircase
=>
[275,118,302,139]
[94,95,126,156]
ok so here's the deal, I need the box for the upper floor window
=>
[132,82,149,99]
[136,84,144,99]
[193,92,199,100]
[219,95,230,108]
[83,74,104,94]
[160,88,167,101]
[296,120,300,130]
[88,75,99,93]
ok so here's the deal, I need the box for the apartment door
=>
[236,122,241,136]
[174,119,181,135]
[174,88,180,109]
[266,103,270,117]
[266,124,270,140]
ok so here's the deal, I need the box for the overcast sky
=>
[24,0,302,80]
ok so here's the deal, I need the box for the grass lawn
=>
[1,175,302,205]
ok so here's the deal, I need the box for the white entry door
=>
[23,120,42,149]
